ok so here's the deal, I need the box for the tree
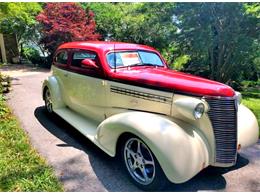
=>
[244,3,260,18]
[87,3,176,51]
[86,3,191,69]
[173,3,259,85]
[243,3,260,81]
[36,3,100,55]
[0,2,42,55]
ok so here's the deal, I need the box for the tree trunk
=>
[210,25,219,81]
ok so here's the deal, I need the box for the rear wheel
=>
[44,88,53,114]
[121,136,169,191]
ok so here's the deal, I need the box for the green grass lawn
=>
[0,95,63,192]
[242,98,260,124]
[241,88,260,136]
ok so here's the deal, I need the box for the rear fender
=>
[96,111,209,183]
[42,76,64,109]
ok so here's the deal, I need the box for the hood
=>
[109,67,235,97]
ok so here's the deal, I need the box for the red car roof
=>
[57,41,235,97]
[58,41,158,53]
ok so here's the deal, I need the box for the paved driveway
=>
[1,65,260,191]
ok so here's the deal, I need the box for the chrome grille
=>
[205,97,237,164]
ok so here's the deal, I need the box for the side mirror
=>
[81,59,99,69]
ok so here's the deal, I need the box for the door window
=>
[69,50,103,78]
[54,51,68,65]
[71,51,97,68]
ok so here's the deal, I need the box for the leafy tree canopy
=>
[244,3,260,18]
[0,2,42,42]
[0,2,258,85]
[36,2,100,55]
[86,3,177,51]
[173,3,259,85]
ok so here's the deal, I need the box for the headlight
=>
[193,103,205,119]
[174,98,208,120]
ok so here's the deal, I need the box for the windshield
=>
[106,51,164,68]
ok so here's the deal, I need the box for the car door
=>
[52,49,71,105]
[65,49,107,122]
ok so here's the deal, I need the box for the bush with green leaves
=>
[0,73,11,94]
[0,81,3,94]
[22,47,42,65]
[0,94,8,118]
[0,73,4,94]
[242,79,260,88]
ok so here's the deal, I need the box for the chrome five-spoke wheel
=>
[44,88,53,113]
[124,137,156,186]
[121,136,169,191]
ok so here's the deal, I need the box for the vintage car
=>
[42,41,259,191]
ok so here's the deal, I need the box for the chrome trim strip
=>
[111,86,172,104]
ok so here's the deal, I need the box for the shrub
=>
[22,47,42,65]
[0,81,3,94]
[0,94,8,118]
[0,73,11,94]
[0,73,4,94]
[242,79,260,88]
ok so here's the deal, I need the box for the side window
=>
[71,50,97,68]
[54,51,68,65]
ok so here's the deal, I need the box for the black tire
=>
[44,87,54,114]
[120,135,170,191]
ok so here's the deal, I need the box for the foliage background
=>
[0,2,259,88]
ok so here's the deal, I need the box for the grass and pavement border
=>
[0,93,63,192]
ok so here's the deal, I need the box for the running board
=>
[54,107,99,143]
[53,107,114,156]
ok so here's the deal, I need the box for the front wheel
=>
[44,88,53,114]
[121,136,169,191]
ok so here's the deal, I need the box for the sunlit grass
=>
[241,88,260,137]
[242,98,260,125]
[0,95,63,192]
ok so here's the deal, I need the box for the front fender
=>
[237,104,259,149]
[42,76,64,109]
[96,112,209,183]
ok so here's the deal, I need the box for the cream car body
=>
[42,41,259,190]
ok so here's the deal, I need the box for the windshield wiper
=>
[131,63,161,67]
[140,63,158,66]
[115,63,162,69]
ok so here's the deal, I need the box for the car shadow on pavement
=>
[34,106,249,192]
[165,154,249,192]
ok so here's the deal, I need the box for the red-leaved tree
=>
[36,3,100,55]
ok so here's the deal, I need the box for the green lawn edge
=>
[242,98,260,137]
[0,95,63,192]
[241,88,260,137]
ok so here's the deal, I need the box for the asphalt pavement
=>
[1,65,260,192]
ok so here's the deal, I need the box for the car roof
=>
[58,41,158,53]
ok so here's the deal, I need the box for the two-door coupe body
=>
[42,41,259,191]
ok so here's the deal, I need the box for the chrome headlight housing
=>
[235,91,242,105]
[174,98,208,120]
[193,103,205,119]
